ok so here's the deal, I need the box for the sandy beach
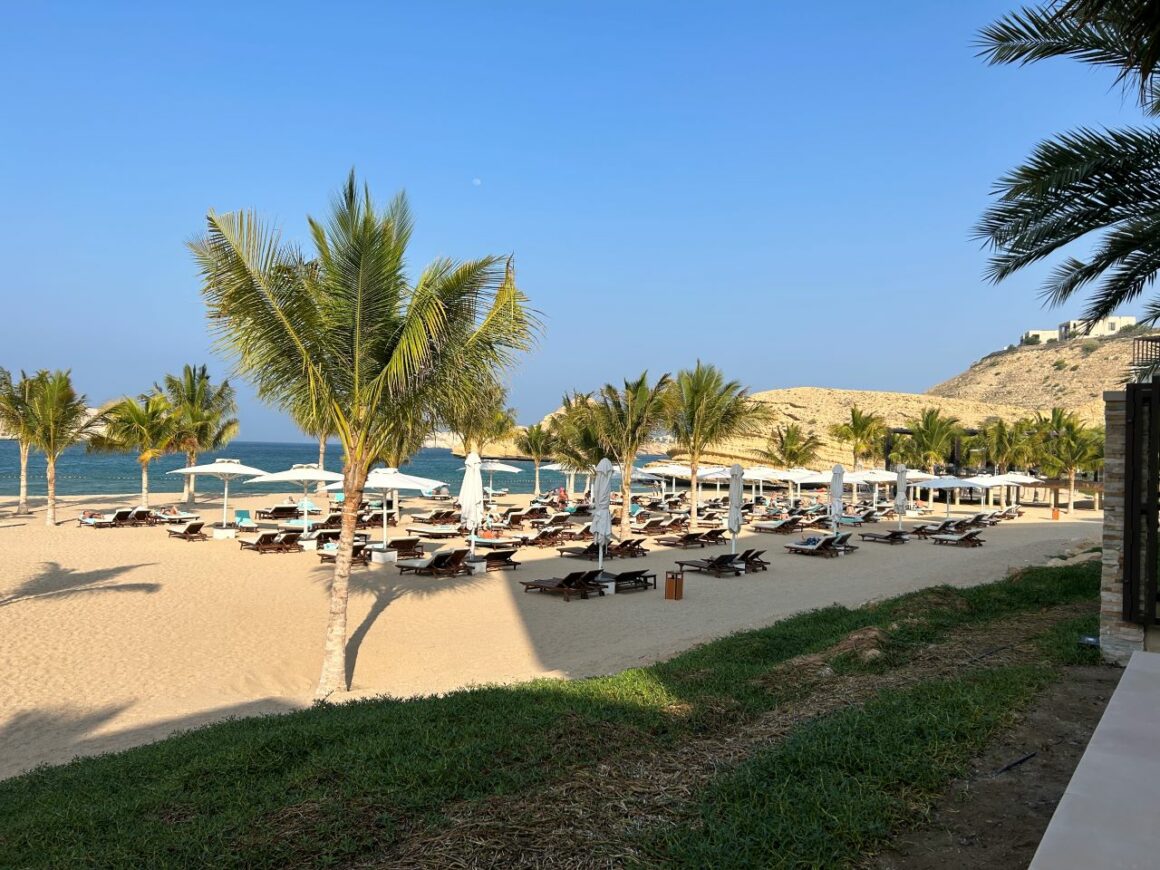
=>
[0,490,1101,781]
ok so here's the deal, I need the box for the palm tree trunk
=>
[140,461,150,508]
[620,454,633,530]
[45,457,57,527]
[533,459,541,496]
[316,457,367,699]
[689,458,700,522]
[316,436,328,495]
[185,450,198,506]
[1068,468,1076,513]
[17,441,29,515]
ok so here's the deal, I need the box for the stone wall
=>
[1100,391,1145,664]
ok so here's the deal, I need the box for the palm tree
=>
[1039,419,1103,512]
[976,4,1160,323]
[515,423,554,495]
[161,364,238,505]
[445,380,516,455]
[827,405,886,470]
[548,392,604,494]
[666,361,769,520]
[0,369,38,515]
[24,370,103,526]
[190,173,534,698]
[975,416,1038,473]
[756,423,822,468]
[584,372,672,528]
[902,408,962,473]
[89,392,176,508]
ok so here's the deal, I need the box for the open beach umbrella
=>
[855,467,897,506]
[247,464,343,528]
[166,458,267,528]
[925,476,984,517]
[894,464,908,531]
[728,464,744,554]
[467,459,520,493]
[645,462,694,495]
[592,458,614,570]
[330,467,447,547]
[830,464,845,533]
[459,452,485,556]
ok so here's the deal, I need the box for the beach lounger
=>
[700,528,729,545]
[273,531,303,553]
[467,534,525,550]
[598,568,656,592]
[126,507,156,526]
[233,509,258,532]
[431,548,472,577]
[831,532,859,554]
[150,509,201,525]
[318,541,370,565]
[520,570,604,602]
[556,542,604,560]
[384,537,423,559]
[859,529,910,545]
[609,538,649,558]
[741,549,769,572]
[932,529,985,547]
[675,553,744,577]
[560,522,593,541]
[166,521,207,541]
[785,535,839,557]
[238,531,282,553]
[407,523,462,539]
[256,504,300,521]
[629,517,666,536]
[77,508,126,528]
[911,520,963,539]
[752,517,801,534]
[656,531,708,548]
[473,549,521,572]
[523,526,564,548]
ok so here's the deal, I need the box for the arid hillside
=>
[927,333,1139,425]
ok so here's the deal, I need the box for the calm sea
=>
[0,441,664,497]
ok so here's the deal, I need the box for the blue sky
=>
[0,2,1147,441]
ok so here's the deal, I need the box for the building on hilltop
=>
[1022,315,1136,345]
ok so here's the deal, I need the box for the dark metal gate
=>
[1124,378,1160,624]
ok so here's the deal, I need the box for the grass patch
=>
[0,563,1099,867]
[1038,614,1102,666]
[643,667,1052,867]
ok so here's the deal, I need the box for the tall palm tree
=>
[902,408,962,473]
[0,369,38,515]
[585,372,672,528]
[548,392,603,494]
[445,380,516,455]
[25,370,103,526]
[89,392,176,508]
[160,364,238,505]
[666,361,769,519]
[975,416,1038,473]
[190,173,534,698]
[756,423,822,468]
[515,423,554,495]
[828,405,886,470]
[976,3,1160,323]
[1039,419,1103,512]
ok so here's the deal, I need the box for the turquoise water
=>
[0,441,664,497]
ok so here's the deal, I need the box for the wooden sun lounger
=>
[656,531,707,548]
[598,568,656,592]
[472,549,521,572]
[556,542,604,560]
[608,538,649,558]
[859,529,910,544]
[407,524,462,539]
[520,570,604,602]
[318,541,370,565]
[752,517,801,534]
[166,521,207,541]
[675,553,743,577]
[785,535,839,557]
[256,504,300,521]
[932,530,985,547]
[239,532,281,553]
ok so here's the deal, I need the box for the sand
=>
[0,489,1101,781]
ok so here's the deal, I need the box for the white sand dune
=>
[0,490,1100,780]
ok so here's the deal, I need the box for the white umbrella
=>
[248,463,343,528]
[894,464,908,530]
[728,463,744,554]
[330,467,447,547]
[592,457,614,570]
[459,452,486,556]
[924,476,984,517]
[464,459,521,493]
[166,458,268,528]
[830,464,845,533]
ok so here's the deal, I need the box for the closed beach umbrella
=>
[167,458,268,528]
[592,457,614,570]
[459,452,485,556]
[894,464,908,531]
[830,464,845,533]
[728,463,744,554]
[248,464,343,528]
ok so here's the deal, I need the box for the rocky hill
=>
[926,332,1140,425]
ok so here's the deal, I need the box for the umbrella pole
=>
[598,542,604,571]
[222,478,230,528]
[382,492,388,549]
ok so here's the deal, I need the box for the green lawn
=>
[0,562,1100,868]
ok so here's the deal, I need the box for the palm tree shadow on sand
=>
[310,563,487,688]
[0,561,161,607]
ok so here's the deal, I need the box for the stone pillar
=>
[1100,391,1144,664]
